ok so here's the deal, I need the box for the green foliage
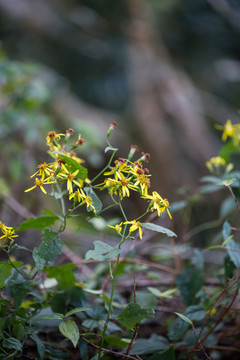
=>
[1,70,240,360]
[117,303,155,329]
[85,241,121,261]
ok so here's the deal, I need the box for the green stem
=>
[91,149,117,185]
[98,203,128,359]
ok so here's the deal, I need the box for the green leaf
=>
[142,223,177,237]
[35,313,63,321]
[225,239,240,268]
[147,345,175,360]
[3,337,23,351]
[224,254,236,280]
[176,263,204,306]
[147,287,177,299]
[30,334,45,360]
[59,320,80,347]
[17,215,59,231]
[104,335,131,347]
[222,220,232,240]
[118,302,155,329]
[184,306,206,321]
[220,197,235,218]
[104,146,118,153]
[65,307,91,318]
[0,262,12,288]
[46,263,77,290]
[130,334,169,355]
[174,312,193,325]
[58,154,87,181]
[12,322,25,341]
[84,241,120,261]
[168,317,189,341]
[33,229,62,272]
[9,279,33,308]
[84,187,102,214]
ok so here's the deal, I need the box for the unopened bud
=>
[107,122,117,138]
[128,144,139,160]
[75,134,85,146]
[140,152,151,162]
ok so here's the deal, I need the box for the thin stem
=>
[191,324,211,360]
[91,149,117,185]
[4,249,31,280]
[227,184,240,215]
[98,223,128,359]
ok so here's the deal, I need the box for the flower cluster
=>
[98,155,171,217]
[25,126,172,240]
[25,129,96,213]
[99,148,172,239]
[0,221,18,243]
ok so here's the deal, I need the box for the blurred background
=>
[1,0,240,250]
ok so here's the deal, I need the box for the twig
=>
[195,274,237,349]
[200,287,239,346]
[226,185,240,215]
[81,336,139,360]
[191,324,211,360]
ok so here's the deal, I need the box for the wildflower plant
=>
[0,123,176,359]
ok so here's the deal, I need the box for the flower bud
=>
[107,122,117,138]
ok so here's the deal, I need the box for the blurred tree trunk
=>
[124,0,218,197]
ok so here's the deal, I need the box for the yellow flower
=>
[216,119,237,142]
[30,162,55,179]
[206,156,226,172]
[0,222,18,243]
[143,191,172,219]
[25,177,56,195]
[123,220,143,239]
[108,223,123,234]
[57,165,82,194]
[69,189,96,213]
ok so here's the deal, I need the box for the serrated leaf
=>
[59,320,80,347]
[65,307,91,318]
[3,337,23,351]
[84,241,120,261]
[58,154,87,181]
[175,312,193,325]
[17,215,59,231]
[33,229,62,272]
[84,187,102,214]
[35,313,63,321]
[0,262,12,288]
[141,223,177,237]
[118,302,155,329]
